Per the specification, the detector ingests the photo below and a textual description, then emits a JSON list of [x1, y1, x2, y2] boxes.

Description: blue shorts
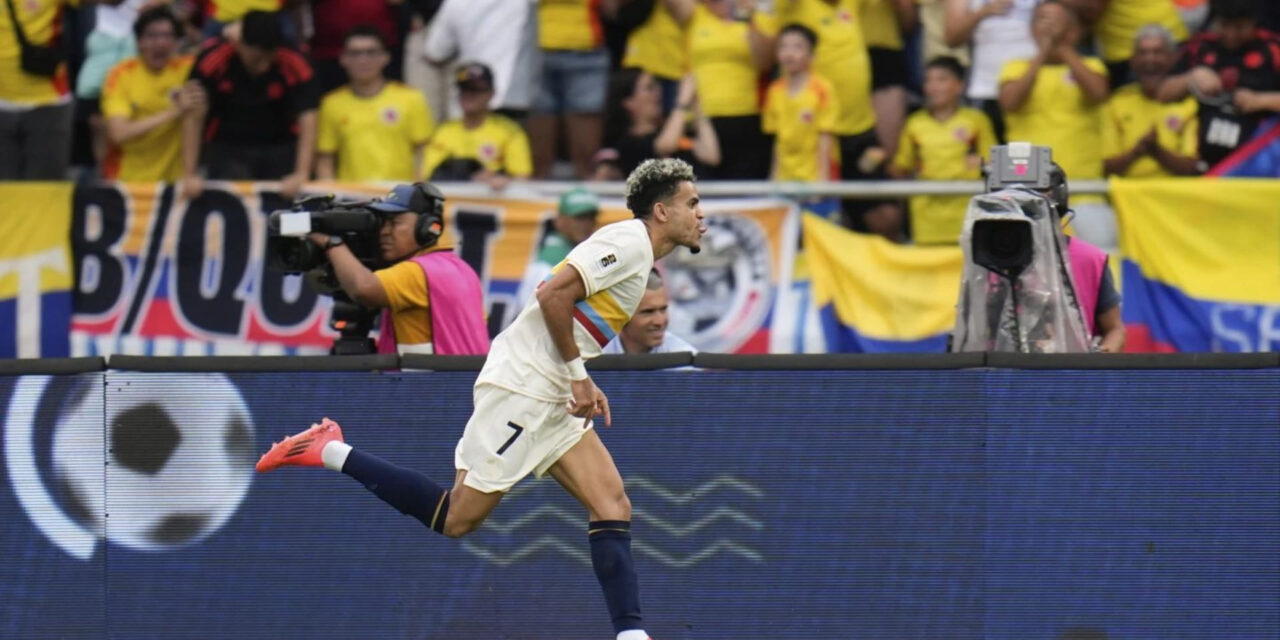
[[534, 48, 609, 115]]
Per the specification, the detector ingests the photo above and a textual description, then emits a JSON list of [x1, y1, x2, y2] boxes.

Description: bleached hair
[[624, 158, 695, 219]]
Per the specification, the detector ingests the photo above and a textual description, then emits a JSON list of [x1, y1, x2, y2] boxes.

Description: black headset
[[1046, 162, 1071, 220], [412, 182, 446, 248]]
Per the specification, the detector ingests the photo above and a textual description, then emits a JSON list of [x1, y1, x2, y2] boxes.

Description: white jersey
[[476, 219, 654, 402]]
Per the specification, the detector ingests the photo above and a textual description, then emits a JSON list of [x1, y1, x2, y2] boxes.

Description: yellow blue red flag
[[0, 183, 74, 357], [802, 214, 963, 352], [1112, 178, 1280, 352]]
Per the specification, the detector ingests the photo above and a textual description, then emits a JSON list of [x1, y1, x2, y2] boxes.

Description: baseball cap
[[455, 62, 495, 92], [371, 182, 443, 214], [558, 188, 599, 218]]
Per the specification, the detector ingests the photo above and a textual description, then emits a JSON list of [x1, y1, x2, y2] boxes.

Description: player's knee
[[441, 512, 484, 538], [591, 489, 631, 522]]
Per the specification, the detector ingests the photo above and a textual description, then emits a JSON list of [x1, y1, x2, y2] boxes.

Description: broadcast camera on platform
[[950, 143, 1094, 354], [266, 195, 387, 355]]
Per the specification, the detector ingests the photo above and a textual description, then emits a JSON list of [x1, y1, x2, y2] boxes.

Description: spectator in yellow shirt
[[315, 26, 434, 182], [100, 7, 201, 182], [763, 24, 838, 182], [774, 0, 879, 182], [859, 0, 916, 162], [1101, 24, 1199, 177], [0, 0, 74, 179], [1092, 0, 1187, 89], [666, 0, 777, 179], [998, 1, 1109, 189], [423, 62, 532, 189], [622, 1, 687, 111], [890, 56, 996, 245], [1001, 1, 1115, 249], [530, 0, 610, 178]]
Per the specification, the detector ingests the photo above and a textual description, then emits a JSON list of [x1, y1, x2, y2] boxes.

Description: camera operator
[[307, 182, 490, 355], [1044, 164, 1126, 352]]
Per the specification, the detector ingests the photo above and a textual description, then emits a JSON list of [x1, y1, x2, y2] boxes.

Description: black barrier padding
[[0, 357, 106, 375], [62, 353, 1280, 374], [106, 355, 399, 372], [588, 353, 694, 370], [399, 355, 488, 371], [987, 352, 1280, 369], [692, 352, 988, 370]]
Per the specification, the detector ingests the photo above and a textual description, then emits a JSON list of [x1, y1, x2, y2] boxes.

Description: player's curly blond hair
[[624, 158, 695, 219]]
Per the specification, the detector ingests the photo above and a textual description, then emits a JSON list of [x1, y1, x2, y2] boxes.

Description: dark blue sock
[[341, 448, 450, 535], [589, 520, 643, 634]]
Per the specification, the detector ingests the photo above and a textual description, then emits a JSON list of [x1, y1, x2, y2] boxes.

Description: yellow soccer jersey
[[892, 107, 997, 244], [538, 0, 603, 51], [423, 114, 533, 179], [317, 83, 434, 182], [688, 6, 777, 117], [1101, 85, 1198, 178], [774, 0, 875, 135], [859, 0, 902, 50], [0, 0, 75, 105], [207, 0, 283, 24], [763, 74, 839, 182], [999, 58, 1108, 198], [373, 247, 453, 354], [1097, 0, 1186, 62], [100, 55, 194, 181], [623, 2, 686, 81]]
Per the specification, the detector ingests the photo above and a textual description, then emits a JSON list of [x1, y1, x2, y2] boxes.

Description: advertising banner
[[0, 183, 74, 358], [64, 183, 799, 356], [1, 368, 1276, 638]]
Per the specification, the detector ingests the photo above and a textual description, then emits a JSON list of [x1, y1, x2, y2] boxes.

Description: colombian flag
[[0, 183, 74, 358], [803, 214, 963, 352], [1112, 178, 1280, 352]]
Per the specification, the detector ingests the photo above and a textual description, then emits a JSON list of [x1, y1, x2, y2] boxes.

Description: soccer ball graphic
[[52, 374, 256, 552]]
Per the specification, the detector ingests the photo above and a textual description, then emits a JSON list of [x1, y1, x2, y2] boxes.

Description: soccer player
[[763, 24, 839, 182], [257, 158, 707, 640], [314, 26, 434, 182]]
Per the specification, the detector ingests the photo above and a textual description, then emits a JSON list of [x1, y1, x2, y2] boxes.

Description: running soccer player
[[256, 158, 706, 640]]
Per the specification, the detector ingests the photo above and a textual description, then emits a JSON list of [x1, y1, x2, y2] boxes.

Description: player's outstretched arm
[[536, 264, 611, 426]]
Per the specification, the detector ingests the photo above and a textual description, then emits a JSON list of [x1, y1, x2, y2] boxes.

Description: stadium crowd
[[2, 0, 1278, 243]]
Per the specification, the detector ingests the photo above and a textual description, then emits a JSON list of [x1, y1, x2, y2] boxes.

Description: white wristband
[[566, 357, 588, 381]]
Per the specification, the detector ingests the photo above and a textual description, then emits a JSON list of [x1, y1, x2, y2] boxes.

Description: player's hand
[[279, 172, 306, 199], [181, 175, 204, 200], [307, 232, 331, 248], [1189, 66, 1223, 96], [568, 377, 610, 427]]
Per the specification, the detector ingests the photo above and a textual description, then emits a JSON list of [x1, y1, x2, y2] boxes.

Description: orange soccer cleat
[[255, 418, 344, 473]]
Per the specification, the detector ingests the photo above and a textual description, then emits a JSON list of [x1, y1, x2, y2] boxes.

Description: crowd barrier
[[1, 179, 1278, 359], [1, 356, 1276, 639]]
